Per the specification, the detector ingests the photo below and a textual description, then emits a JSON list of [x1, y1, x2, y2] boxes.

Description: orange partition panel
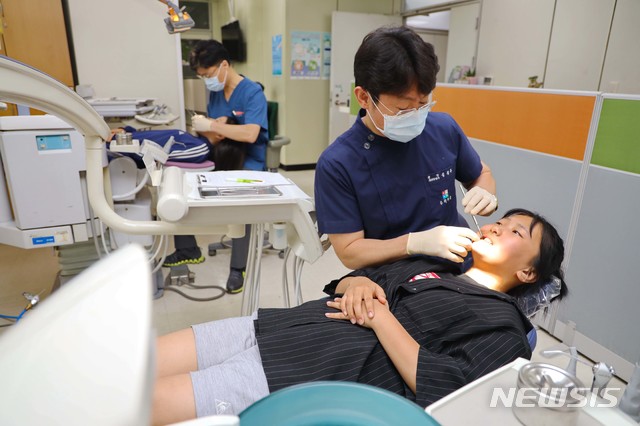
[[432, 86, 596, 160]]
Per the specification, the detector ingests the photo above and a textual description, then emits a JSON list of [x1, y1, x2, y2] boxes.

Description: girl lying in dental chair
[[108, 116, 246, 169], [152, 208, 568, 425]]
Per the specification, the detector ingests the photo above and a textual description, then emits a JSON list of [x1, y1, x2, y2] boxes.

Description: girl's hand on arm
[[325, 297, 389, 329], [333, 277, 387, 324], [325, 298, 418, 392]]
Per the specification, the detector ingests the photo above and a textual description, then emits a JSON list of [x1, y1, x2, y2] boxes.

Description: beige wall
[[280, 0, 334, 166], [230, 0, 286, 104], [255, 0, 286, 104], [475, 0, 640, 93], [67, 0, 185, 129], [416, 31, 448, 83], [219, 0, 401, 167], [445, 3, 480, 83], [476, 0, 555, 88]]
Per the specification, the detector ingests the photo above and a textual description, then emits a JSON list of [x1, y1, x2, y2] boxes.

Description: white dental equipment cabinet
[[0, 55, 323, 314], [0, 54, 318, 425], [77, 84, 179, 129], [0, 115, 107, 249]]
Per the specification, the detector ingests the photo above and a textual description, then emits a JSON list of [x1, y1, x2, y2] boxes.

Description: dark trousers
[[174, 224, 250, 270]]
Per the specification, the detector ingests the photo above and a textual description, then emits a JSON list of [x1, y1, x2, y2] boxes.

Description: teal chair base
[[239, 381, 440, 426]]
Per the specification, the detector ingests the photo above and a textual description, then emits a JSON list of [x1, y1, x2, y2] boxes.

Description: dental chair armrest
[[268, 135, 290, 148]]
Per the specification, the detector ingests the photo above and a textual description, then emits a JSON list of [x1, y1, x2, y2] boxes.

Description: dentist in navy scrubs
[[314, 26, 498, 323]]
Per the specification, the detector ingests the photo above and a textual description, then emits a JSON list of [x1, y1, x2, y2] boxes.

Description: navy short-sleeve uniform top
[[207, 77, 268, 171], [314, 110, 482, 239]]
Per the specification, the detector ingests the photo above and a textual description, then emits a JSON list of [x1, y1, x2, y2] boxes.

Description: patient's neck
[[464, 267, 512, 293]]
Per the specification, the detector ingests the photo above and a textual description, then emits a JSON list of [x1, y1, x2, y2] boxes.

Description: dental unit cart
[[160, 169, 320, 315], [0, 115, 107, 251], [0, 55, 323, 315]]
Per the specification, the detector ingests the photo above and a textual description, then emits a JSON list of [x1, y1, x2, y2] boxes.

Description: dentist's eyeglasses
[[392, 101, 437, 117], [371, 93, 437, 118], [196, 63, 224, 80], [196, 69, 216, 80]]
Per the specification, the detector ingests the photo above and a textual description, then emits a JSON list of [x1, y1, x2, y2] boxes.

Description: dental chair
[[0, 243, 439, 426], [169, 381, 441, 426], [0, 245, 154, 426], [518, 276, 564, 351], [238, 381, 439, 425], [265, 101, 290, 173]]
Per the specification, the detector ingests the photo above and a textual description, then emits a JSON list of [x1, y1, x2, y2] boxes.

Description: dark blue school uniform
[[315, 110, 482, 240]]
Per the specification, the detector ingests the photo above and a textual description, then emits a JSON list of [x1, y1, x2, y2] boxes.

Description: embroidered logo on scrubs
[[215, 399, 233, 414], [441, 189, 451, 205], [427, 167, 453, 183], [409, 272, 441, 282]]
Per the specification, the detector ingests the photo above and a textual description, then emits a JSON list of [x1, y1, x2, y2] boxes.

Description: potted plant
[[528, 75, 544, 88], [465, 68, 478, 85]]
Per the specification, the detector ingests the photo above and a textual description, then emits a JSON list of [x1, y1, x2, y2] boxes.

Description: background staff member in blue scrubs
[[314, 26, 498, 318], [163, 40, 268, 293]]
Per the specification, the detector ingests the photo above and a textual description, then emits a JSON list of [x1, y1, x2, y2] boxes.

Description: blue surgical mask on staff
[[203, 64, 227, 92], [368, 92, 435, 143]]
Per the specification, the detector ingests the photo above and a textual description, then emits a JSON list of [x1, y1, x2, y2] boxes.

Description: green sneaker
[[162, 249, 205, 267], [226, 268, 245, 293]]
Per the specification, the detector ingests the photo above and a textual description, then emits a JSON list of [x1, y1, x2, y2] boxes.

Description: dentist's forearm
[[210, 121, 260, 143], [466, 161, 496, 195]]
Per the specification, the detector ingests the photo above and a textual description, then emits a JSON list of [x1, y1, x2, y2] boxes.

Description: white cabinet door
[[544, 0, 615, 91], [600, 0, 640, 94], [476, 0, 555, 88]]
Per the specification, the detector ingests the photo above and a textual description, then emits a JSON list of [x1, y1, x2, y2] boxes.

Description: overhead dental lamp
[[158, 0, 195, 34]]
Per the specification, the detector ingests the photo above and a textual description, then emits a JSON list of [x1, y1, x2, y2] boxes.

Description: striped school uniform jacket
[[255, 258, 533, 407]]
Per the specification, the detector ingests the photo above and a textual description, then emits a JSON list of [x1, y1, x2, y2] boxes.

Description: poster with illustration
[[290, 31, 322, 79], [322, 32, 331, 79], [272, 34, 282, 76]]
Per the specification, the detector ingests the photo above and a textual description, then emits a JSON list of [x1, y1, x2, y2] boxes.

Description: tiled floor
[[0, 169, 626, 396], [150, 169, 347, 334], [151, 233, 349, 336]]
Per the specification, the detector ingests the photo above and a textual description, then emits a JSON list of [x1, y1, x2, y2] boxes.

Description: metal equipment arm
[[0, 55, 199, 235]]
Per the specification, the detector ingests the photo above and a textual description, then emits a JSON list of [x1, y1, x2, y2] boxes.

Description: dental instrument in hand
[[458, 183, 482, 234]]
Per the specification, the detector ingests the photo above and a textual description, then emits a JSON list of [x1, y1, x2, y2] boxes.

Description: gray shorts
[[190, 312, 270, 416]]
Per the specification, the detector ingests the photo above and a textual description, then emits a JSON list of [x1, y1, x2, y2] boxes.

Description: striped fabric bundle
[[110, 126, 210, 164]]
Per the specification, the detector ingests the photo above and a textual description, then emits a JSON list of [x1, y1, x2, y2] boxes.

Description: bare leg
[[156, 328, 198, 378], [152, 373, 196, 426], [152, 329, 198, 425]]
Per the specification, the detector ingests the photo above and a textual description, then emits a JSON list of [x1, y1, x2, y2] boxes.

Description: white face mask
[[368, 92, 435, 143], [203, 64, 227, 92]]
